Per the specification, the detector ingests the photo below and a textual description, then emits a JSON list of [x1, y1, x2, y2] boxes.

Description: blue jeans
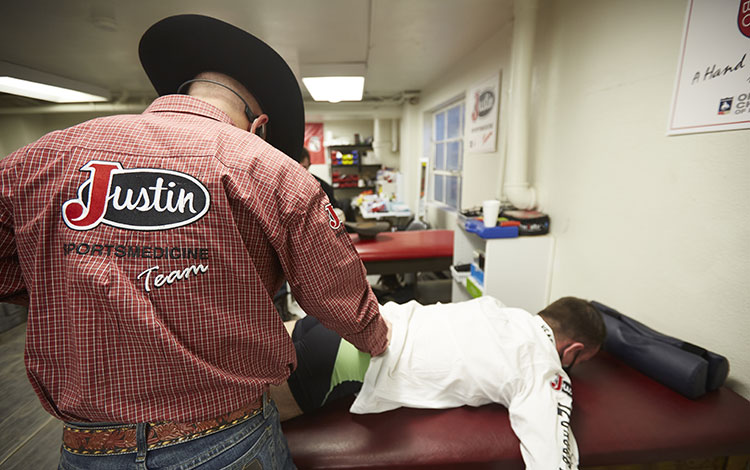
[[58, 396, 296, 470]]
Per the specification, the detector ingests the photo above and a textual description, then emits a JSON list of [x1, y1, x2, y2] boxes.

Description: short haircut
[[186, 71, 250, 116], [538, 297, 606, 352]]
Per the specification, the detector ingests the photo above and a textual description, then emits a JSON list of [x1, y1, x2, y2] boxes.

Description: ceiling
[[0, 0, 513, 114]]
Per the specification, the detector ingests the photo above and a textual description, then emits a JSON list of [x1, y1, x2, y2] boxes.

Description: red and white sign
[[465, 73, 500, 153], [304, 123, 325, 164], [668, 0, 750, 135]]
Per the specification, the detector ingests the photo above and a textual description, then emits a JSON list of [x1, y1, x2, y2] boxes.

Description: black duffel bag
[[591, 301, 729, 399]]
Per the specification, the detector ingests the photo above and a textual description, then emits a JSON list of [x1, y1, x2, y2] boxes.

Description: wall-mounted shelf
[[328, 144, 372, 150], [332, 163, 382, 168], [328, 145, 379, 197]]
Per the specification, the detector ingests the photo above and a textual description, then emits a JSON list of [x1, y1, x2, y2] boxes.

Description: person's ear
[[249, 113, 269, 138], [561, 342, 584, 367]]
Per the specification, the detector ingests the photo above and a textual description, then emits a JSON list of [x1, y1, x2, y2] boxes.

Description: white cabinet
[[452, 224, 555, 314]]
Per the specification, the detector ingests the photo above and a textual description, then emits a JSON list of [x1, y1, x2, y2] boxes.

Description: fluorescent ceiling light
[[301, 63, 366, 103], [0, 61, 110, 103], [302, 76, 365, 103], [0, 77, 108, 103]]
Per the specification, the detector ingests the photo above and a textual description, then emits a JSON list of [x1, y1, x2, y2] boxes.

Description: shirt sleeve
[[507, 364, 579, 470], [263, 158, 388, 356], [0, 151, 26, 301]]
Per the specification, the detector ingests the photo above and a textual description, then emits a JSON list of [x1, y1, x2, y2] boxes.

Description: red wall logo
[[740, 0, 750, 38], [62, 161, 211, 231]]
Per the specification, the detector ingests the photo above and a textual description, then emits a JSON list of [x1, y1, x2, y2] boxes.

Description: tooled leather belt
[[62, 396, 264, 455]]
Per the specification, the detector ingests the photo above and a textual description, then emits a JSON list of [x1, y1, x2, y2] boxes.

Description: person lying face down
[[270, 296, 606, 470]]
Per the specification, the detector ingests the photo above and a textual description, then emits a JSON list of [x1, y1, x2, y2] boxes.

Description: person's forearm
[[341, 309, 390, 356], [273, 172, 390, 355]]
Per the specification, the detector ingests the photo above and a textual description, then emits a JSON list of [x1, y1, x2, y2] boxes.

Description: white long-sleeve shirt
[[350, 296, 578, 470]]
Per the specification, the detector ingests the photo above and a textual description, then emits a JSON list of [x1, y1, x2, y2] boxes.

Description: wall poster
[[668, 0, 750, 135], [465, 72, 501, 152], [304, 123, 325, 164]]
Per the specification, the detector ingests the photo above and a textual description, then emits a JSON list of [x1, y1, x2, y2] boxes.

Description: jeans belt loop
[[135, 422, 148, 464], [262, 391, 271, 419]]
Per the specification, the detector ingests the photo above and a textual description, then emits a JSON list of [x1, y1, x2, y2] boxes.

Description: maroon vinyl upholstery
[[349, 229, 454, 276], [282, 351, 750, 469], [350, 230, 454, 262]]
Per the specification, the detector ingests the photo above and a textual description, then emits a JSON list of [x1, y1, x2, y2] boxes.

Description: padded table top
[[282, 351, 750, 469], [350, 229, 454, 262]]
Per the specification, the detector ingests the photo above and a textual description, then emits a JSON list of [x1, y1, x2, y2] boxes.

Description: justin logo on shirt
[[551, 374, 564, 391], [551, 374, 573, 397], [62, 160, 211, 231], [324, 203, 341, 229]]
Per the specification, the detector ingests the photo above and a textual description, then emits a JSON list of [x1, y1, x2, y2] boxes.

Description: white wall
[[321, 119, 374, 146], [532, 0, 750, 398], [372, 119, 401, 170], [403, 0, 750, 399], [401, 22, 514, 229]]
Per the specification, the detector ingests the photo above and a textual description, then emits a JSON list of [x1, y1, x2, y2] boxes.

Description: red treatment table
[[349, 229, 454, 275], [282, 351, 750, 469]]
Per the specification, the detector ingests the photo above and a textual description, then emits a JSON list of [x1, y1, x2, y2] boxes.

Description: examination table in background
[[349, 229, 454, 275], [282, 351, 750, 469]]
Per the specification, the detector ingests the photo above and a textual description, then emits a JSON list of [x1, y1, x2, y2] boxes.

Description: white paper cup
[[482, 200, 501, 228]]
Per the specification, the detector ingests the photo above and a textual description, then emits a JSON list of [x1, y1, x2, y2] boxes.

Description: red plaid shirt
[[0, 95, 388, 423]]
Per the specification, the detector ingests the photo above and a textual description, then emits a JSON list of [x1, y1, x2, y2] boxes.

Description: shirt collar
[[534, 316, 564, 366], [144, 95, 236, 126], [534, 315, 556, 346]]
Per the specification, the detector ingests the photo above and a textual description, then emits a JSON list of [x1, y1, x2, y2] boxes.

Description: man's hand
[[385, 318, 392, 347], [372, 318, 392, 357]]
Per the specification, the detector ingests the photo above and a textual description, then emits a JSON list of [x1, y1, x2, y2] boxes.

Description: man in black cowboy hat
[[0, 14, 390, 469]]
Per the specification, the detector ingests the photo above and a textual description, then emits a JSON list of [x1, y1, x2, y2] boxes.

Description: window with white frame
[[431, 101, 464, 210]]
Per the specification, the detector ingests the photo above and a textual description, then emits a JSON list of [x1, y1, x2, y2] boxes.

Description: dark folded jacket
[[591, 301, 729, 399]]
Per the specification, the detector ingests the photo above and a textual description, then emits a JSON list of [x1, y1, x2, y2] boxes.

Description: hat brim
[[139, 14, 304, 161]]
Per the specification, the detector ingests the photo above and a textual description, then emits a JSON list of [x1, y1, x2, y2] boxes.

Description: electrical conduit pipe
[[503, 0, 539, 210]]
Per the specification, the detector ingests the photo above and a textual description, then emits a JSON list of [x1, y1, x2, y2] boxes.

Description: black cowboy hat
[[139, 14, 304, 161]]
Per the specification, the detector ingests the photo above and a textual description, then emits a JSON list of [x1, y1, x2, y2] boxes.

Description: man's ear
[[561, 341, 585, 367], [250, 114, 269, 137]]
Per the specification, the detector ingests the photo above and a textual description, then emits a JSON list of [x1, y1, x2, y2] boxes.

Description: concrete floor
[[0, 322, 61, 470]]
